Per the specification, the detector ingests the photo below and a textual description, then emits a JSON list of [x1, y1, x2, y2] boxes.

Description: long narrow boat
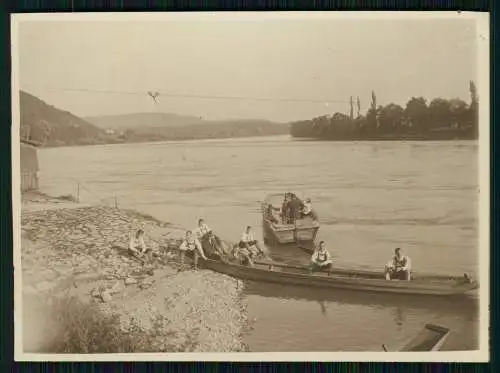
[[199, 258, 478, 297], [261, 193, 320, 245], [382, 323, 450, 351]]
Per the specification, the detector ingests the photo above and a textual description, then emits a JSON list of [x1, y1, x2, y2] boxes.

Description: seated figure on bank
[[129, 228, 153, 262]]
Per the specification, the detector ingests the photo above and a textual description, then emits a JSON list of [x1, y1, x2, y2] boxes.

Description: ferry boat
[[261, 193, 320, 246]]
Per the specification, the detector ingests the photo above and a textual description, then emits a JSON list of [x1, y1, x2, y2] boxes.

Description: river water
[[37, 135, 479, 351]]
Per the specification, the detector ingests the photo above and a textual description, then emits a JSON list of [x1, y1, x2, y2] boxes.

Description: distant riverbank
[[21, 192, 250, 353]]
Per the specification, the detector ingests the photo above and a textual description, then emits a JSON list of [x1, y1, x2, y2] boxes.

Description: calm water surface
[[37, 135, 479, 351]]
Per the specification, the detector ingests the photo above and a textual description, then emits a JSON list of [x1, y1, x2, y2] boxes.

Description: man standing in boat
[[281, 193, 291, 224], [309, 240, 333, 274], [288, 193, 303, 224], [384, 247, 412, 281]]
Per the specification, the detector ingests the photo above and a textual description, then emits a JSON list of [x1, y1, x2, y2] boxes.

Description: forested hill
[[20, 91, 108, 147], [290, 82, 479, 141]]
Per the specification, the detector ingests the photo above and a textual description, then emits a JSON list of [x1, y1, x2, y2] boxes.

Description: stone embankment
[[20, 194, 250, 353]]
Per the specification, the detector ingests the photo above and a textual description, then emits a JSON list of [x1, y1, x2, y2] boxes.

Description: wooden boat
[[382, 323, 450, 351], [261, 193, 320, 245], [199, 258, 478, 297]]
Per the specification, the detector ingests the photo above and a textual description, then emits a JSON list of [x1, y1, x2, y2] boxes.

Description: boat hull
[[200, 259, 477, 297], [263, 220, 319, 245]]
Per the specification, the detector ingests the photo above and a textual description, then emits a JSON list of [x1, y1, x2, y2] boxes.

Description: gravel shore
[[20, 193, 249, 353]]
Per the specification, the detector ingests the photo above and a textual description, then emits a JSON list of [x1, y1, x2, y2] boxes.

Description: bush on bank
[[28, 295, 174, 353]]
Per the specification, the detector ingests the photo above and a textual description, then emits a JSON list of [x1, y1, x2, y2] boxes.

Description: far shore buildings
[[20, 139, 40, 192]]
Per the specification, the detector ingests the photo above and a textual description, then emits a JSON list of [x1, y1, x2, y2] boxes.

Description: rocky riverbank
[[20, 195, 250, 353]]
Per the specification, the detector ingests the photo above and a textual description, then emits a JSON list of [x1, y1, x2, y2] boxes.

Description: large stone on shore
[[101, 291, 112, 303], [36, 281, 55, 293], [109, 280, 122, 294], [124, 277, 138, 285]]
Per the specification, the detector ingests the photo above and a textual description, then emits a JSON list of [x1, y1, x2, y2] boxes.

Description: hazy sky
[[17, 14, 478, 122]]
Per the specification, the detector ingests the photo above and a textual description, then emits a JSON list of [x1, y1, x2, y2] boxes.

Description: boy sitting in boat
[[302, 198, 313, 216], [384, 248, 412, 281], [239, 225, 266, 257], [301, 198, 318, 220], [309, 241, 333, 275], [179, 230, 208, 267], [231, 244, 254, 267], [196, 218, 224, 252]]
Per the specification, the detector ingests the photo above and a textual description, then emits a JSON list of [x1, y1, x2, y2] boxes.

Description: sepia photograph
[[12, 11, 489, 361]]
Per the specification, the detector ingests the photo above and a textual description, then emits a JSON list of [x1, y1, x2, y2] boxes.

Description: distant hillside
[[85, 112, 204, 131], [20, 91, 109, 147], [85, 113, 289, 141], [19, 92, 289, 147]]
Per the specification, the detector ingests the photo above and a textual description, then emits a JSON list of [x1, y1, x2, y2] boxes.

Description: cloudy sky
[[16, 13, 479, 122]]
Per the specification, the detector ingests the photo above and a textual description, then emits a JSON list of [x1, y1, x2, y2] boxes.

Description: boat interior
[[247, 259, 475, 286], [263, 193, 319, 229]]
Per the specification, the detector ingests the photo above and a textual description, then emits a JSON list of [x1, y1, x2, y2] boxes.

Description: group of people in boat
[[309, 244, 411, 280], [129, 210, 411, 281], [177, 219, 268, 267]]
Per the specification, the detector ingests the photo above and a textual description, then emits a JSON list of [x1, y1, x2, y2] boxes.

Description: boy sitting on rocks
[[128, 229, 153, 262]]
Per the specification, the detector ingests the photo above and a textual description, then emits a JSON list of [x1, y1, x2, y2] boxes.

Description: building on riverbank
[[20, 139, 41, 192]]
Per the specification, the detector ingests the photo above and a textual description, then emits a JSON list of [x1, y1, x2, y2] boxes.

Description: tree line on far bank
[[290, 81, 479, 140]]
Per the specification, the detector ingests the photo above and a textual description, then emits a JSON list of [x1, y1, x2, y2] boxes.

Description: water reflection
[[243, 281, 478, 351], [37, 137, 479, 351], [394, 307, 404, 330], [243, 281, 478, 316], [318, 300, 328, 316]]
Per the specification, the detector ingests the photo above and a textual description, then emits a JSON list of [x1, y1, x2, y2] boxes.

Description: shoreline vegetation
[[290, 82, 479, 141], [21, 191, 251, 353]]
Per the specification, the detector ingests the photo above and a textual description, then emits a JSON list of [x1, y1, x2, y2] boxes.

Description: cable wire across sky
[[43, 86, 353, 106]]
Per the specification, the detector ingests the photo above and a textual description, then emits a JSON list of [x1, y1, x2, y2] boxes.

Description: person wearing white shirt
[[195, 219, 213, 239], [384, 247, 412, 281], [302, 199, 312, 215], [310, 241, 333, 274], [238, 226, 265, 256], [179, 230, 207, 267], [129, 229, 147, 257], [195, 218, 224, 257]]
